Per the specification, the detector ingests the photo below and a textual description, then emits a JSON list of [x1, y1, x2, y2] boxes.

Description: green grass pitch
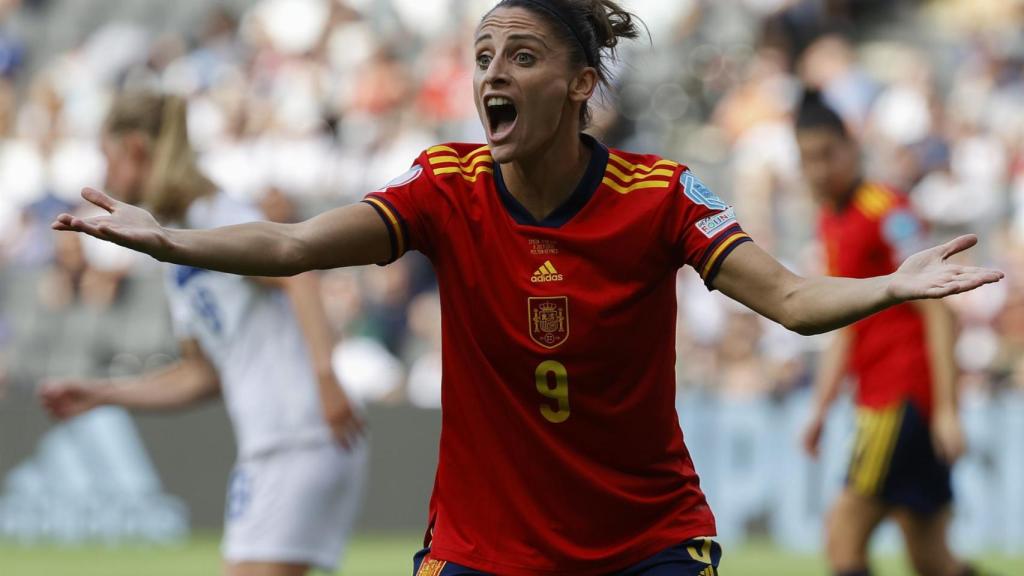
[[2, 534, 1022, 575]]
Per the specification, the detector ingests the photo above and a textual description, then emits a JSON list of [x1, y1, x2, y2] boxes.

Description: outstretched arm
[[712, 235, 1003, 336], [40, 340, 220, 419], [52, 188, 392, 276]]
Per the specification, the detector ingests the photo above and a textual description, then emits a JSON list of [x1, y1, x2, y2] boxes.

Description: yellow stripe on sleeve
[[604, 163, 675, 184], [432, 165, 494, 182], [699, 232, 751, 279], [854, 193, 884, 218], [427, 145, 490, 164], [428, 154, 493, 171], [364, 197, 406, 258], [607, 153, 678, 174], [602, 177, 672, 195]]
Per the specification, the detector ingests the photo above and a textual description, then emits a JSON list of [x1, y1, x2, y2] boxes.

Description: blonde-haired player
[[41, 91, 368, 576]]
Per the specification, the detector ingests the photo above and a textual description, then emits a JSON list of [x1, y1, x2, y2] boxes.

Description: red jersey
[[819, 182, 933, 416], [364, 135, 751, 575]]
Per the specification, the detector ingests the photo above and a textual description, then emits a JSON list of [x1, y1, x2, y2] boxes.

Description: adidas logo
[[531, 261, 563, 283]]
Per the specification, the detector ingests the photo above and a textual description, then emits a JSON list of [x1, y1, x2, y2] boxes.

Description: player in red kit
[[797, 91, 979, 576], [53, 1, 1003, 574]]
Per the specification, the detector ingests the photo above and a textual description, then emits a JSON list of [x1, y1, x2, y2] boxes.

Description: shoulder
[[852, 182, 908, 222], [418, 143, 494, 185], [603, 147, 684, 196]]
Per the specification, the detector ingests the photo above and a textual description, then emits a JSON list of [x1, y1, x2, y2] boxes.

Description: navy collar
[[493, 133, 609, 228]]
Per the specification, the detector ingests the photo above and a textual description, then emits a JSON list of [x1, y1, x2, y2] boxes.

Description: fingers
[[332, 410, 367, 451], [50, 213, 102, 236], [81, 187, 119, 213], [923, 268, 1006, 298], [51, 213, 76, 231], [940, 234, 978, 260], [801, 424, 821, 459], [932, 434, 964, 465]]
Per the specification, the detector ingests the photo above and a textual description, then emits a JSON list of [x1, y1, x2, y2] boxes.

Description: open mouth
[[485, 96, 518, 141]]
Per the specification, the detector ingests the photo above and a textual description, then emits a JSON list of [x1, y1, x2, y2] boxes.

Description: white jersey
[[164, 193, 332, 458]]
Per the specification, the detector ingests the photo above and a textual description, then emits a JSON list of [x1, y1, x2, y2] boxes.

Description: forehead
[[796, 127, 845, 148], [476, 6, 555, 42]]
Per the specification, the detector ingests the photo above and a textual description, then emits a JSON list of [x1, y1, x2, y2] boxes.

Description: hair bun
[[584, 0, 640, 50]]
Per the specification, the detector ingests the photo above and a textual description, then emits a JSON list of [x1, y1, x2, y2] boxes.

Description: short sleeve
[[880, 206, 927, 263], [668, 168, 753, 288], [183, 192, 266, 229], [362, 152, 440, 264], [164, 270, 197, 339]]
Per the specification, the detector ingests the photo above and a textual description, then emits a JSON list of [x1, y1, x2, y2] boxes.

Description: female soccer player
[[52, 2, 1002, 574], [797, 91, 976, 576], [41, 92, 367, 576]]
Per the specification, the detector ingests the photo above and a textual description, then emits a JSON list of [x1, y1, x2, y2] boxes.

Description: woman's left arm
[[711, 235, 1003, 336]]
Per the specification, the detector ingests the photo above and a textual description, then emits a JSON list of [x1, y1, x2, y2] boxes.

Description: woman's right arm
[[53, 188, 392, 276]]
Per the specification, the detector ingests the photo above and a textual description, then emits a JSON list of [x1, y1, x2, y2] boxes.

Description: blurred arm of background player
[[917, 299, 966, 464], [801, 328, 852, 458], [255, 273, 365, 449], [39, 339, 219, 417], [53, 188, 391, 276], [797, 302, 965, 462]]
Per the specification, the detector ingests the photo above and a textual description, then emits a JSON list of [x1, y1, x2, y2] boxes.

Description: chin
[[487, 141, 521, 164]]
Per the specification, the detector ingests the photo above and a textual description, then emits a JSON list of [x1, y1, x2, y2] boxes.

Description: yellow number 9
[[535, 360, 570, 423]]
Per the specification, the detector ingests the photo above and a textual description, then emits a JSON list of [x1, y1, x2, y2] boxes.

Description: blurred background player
[[797, 90, 976, 576], [40, 91, 368, 576]]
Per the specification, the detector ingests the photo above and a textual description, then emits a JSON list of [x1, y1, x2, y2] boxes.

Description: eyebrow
[[474, 32, 549, 48]]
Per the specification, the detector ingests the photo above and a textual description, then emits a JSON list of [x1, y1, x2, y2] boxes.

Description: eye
[[476, 53, 493, 70], [514, 52, 536, 66]]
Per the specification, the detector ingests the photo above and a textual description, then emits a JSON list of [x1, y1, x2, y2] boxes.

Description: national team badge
[[528, 296, 569, 349]]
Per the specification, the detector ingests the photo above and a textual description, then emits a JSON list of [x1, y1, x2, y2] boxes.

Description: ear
[[568, 67, 599, 105]]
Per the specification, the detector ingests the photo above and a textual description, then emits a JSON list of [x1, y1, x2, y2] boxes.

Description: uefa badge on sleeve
[[528, 296, 569, 349]]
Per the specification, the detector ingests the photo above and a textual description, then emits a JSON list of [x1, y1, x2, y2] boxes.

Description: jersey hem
[[428, 523, 718, 576]]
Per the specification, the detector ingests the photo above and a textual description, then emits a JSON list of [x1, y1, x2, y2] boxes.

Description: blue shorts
[[413, 538, 722, 575], [846, 401, 953, 515]]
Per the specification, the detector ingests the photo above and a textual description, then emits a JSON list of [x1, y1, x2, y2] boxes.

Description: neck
[[500, 125, 591, 222], [825, 177, 861, 212]]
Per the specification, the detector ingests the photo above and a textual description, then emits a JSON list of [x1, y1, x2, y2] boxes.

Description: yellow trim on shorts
[[850, 405, 904, 496]]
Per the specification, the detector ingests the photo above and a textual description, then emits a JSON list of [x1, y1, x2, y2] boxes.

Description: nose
[[482, 56, 510, 89]]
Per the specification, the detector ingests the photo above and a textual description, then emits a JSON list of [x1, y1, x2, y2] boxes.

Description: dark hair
[[487, 0, 642, 126], [795, 89, 849, 138]]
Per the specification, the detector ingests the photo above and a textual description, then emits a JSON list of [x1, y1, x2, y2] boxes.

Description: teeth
[[487, 96, 512, 107]]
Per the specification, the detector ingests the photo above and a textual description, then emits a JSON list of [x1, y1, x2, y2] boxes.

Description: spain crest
[[528, 296, 569, 349]]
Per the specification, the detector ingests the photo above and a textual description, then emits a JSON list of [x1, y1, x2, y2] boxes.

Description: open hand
[[802, 412, 826, 459], [889, 235, 1003, 301], [52, 188, 170, 259], [931, 407, 967, 464], [318, 374, 366, 450], [39, 380, 107, 420]]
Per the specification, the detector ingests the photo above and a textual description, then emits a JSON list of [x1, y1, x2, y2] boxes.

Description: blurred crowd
[[1, 0, 1023, 410]]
